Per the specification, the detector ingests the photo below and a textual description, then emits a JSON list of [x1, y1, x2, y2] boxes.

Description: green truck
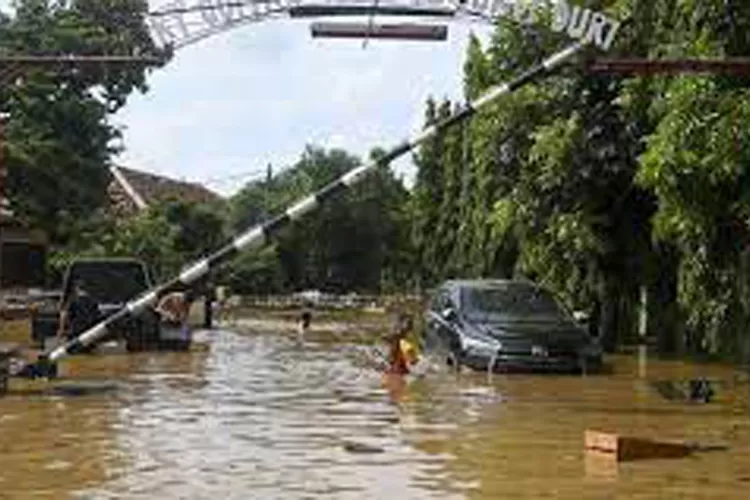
[[30, 257, 191, 353]]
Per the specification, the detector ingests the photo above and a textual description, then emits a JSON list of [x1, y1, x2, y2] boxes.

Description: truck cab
[[31, 258, 165, 352]]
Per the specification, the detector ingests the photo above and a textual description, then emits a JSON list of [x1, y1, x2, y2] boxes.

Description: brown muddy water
[[2, 316, 750, 499]]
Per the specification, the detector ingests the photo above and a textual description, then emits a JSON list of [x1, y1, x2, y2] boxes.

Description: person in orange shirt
[[385, 313, 420, 374], [382, 313, 420, 403]]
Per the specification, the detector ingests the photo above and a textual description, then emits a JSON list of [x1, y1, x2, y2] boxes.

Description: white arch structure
[[147, 0, 621, 52]]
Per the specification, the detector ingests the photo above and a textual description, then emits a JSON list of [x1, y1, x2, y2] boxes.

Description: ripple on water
[[5, 323, 750, 499]]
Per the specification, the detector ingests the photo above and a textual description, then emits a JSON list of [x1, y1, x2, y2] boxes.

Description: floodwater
[[2, 315, 750, 499]]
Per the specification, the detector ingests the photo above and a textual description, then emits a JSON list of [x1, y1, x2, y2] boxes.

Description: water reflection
[[398, 356, 750, 499], [88, 327, 458, 499], [0, 329, 211, 499], [0, 370, 124, 498], [1, 319, 750, 498]]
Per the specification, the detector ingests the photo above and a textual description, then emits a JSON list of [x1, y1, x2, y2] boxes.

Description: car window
[[429, 290, 442, 311], [461, 283, 565, 319], [430, 288, 450, 312], [64, 262, 150, 304]]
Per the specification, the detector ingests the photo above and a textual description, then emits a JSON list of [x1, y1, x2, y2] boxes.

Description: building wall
[[0, 225, 47, 289]]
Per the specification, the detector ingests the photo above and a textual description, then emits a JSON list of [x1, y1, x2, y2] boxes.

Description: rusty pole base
[[0, 342, 21, 396], [0, 343, 58, 390]]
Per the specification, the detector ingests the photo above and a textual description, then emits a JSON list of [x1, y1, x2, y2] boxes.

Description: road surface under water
[[1, 316, 750, 499]]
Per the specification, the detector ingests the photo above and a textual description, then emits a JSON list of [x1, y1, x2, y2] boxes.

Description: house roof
[[110, 165, 221, 210]]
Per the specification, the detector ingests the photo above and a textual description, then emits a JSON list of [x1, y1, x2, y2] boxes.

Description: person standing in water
[[297, 301, 313, 338], [56, 280, 102, 352], [298, 311, 312, 332], [381, 312, 420, 403], [386, 313, 420, 374], [155, 288, 194, 349]]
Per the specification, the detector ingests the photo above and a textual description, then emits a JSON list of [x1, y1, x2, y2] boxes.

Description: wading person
[[56, 280, 102, 353], [298, 310, 312, 336], [385, 313, 420, 375], [155, 288, 194, 350], [382, 313, 420, 403], [296, 300, 313, 339]]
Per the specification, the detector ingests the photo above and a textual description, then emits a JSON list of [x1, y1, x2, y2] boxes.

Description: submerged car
[[424, 279, 603, 373]]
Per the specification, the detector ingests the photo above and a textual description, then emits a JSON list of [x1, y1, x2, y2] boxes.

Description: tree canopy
[[0, 0, 168, 243], [224, 146, 412, 295], [407, 0, 750, 359]]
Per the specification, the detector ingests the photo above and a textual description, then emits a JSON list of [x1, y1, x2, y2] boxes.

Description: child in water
[[297, 308, 312, 338], [382, 312, 420, 404], [385, 313, 420, 375]]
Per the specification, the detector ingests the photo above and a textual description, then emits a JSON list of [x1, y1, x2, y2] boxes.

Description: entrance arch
[[147, 1, 621, 52]]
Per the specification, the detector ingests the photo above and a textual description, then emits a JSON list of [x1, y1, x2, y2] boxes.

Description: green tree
[[0, 0, 169, 243], [227, 146, 412, 294], [410, 98, 450, 287], [622, 0, 750, 359]]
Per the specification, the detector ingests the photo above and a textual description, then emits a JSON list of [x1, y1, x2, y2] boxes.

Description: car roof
[[440, 278, 537, 289]]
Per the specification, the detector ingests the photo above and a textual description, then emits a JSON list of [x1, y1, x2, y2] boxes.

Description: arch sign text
[[148, 0, 621, 52]]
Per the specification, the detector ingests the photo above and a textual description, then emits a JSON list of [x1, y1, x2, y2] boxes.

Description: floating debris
[[341, 440, 385, 454], [650, 378, 716, 403], [585, 429, 692, 461], [585, 429, 728, 462], [7, 378, 120, 397]]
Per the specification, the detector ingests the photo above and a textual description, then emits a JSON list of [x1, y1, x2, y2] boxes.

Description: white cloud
[[114, 11, 493, 196], [0, 0, 493, 196]]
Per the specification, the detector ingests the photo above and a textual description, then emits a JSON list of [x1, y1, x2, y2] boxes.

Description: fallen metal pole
[[15, 40, 586, 378]]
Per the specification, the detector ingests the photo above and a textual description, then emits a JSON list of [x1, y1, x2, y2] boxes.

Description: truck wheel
[[125, 328, 147, 352]]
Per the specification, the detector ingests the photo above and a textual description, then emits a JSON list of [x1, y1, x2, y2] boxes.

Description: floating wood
[[584, 452, 619, 480], [584, 429, 693, 462], [341, 440, 385, 454]]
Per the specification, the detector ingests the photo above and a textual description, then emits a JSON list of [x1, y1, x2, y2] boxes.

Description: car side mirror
[[573, 310, 589, 325], [441, 307, 457, 322]]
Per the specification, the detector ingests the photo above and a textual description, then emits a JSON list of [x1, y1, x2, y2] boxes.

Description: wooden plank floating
[[584, 429, 693, 462], [584, 452, 619, 480], [310, 22, 448, 41]]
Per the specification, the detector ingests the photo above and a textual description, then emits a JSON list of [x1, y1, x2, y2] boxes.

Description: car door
[[425, 288, 459, 354], [424, 288, 446, 350]]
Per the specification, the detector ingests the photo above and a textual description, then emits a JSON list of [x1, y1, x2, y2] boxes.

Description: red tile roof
[[109, 165, 221, 215]]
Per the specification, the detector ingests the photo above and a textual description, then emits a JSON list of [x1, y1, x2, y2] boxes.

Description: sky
[[3, 0, 494, 196]]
